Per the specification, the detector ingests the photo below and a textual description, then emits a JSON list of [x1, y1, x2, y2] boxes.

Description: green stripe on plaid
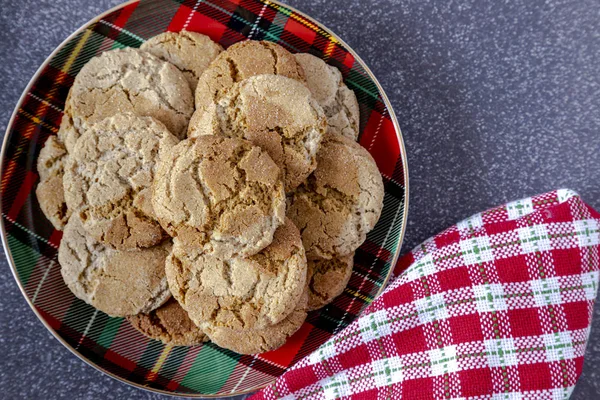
[[180, 345, 240, 393], [8, 235, 41, 285], [96, 317, 125, 349]]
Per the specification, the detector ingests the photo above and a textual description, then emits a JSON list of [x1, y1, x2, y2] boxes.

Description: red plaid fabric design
[[251, 189, 600, 399]]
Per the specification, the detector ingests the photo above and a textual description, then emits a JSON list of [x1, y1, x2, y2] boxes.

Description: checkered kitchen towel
[[251, 189, 600, 399]]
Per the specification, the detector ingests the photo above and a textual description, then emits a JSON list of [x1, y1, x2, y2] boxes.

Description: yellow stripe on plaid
[[267, 1, 340, 42], [146, 344, 174, 382], [62, 28, 93, 75], [45, 28, 94, 102], [345, 288, 372, 303], [0, 110, 41, 192], [17, 110, 59, 134]]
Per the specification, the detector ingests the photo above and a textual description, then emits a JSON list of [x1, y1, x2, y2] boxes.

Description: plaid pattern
[[251, 190, 600, 399], [1, 0, 407, 396]]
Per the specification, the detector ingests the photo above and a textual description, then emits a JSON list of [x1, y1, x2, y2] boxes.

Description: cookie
[[294, 53, 360, 140], [64, 113, 178, 250], [193, 40, 304, 116], [141, 31, 223, 92], [307, 253, 354, 311], [36, 136, 71, 229], [288, 133, 384, 259], [152, 136, 285, 257], [189, 75, 327, 192], [68, 48, 193, 148], [56, 88, 79, 153], [166, 218, 307, 330], [58, 214, 171, 317], [127, 298, 208, 346], [204, 290, 308, 354]]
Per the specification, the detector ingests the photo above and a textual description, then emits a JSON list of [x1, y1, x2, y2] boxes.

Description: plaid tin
[[0, 0, 407, 396], [250, 190, 600, 400]]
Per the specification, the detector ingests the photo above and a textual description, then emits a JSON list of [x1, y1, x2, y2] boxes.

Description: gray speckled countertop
[[1, 0, 599, 399]]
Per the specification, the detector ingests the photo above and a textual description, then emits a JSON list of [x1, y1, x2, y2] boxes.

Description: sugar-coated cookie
[[153, 136, 285, 257], [56, 89, 79, 153], [189, 75, 326, 192], [193, 40, 304, 116], [307, 253, 354, 310], [67, 48, 192, 150], [166, 218, 307, 331], [288, 133, 384, 259], [294, 53, 360, 140], [36, 136, 70, 229], [64, 113, 178, 250], [204, 290, 308, 354], [58, 215, 171, 317], [141, 31, 223, 91], [127, 297, 208, 346]]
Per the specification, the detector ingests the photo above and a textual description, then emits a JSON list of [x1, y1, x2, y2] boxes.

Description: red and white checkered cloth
[[251, 189, 600, 399]]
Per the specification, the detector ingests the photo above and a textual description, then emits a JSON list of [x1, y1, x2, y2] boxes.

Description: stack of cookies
[[36, 31, 384, 354]]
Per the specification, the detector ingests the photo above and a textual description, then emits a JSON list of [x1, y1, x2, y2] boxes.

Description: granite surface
[[1, 0, 599, 398]]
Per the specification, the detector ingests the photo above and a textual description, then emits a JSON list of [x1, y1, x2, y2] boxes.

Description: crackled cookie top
[[36, 135, 71, 230], [58, 215, 171, 317], [193, 40, 304, 116], [141, 31, 223, 92], [189, 75, 326, 192], [56, 89, 79, 153], [307, 253, 354, 311], [68, 48, 193, 142], [153, 136, 285, 257], [127, 297, 208, 346], [166, 218, 307, 331], [64, 113, 178, 250], [288, 133, 384, 260], [294, 53, 360, 140], [204, 290, 308, 354]]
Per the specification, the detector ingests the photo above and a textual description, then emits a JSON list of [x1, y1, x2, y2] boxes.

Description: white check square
[[484, 338, 518, 367], [543, 332, 575, 362], [518, 224, 552, 253], [429, 345, 458, 376], [309, 342, 338, 365], [507, 198, 534, 220], [457, 213, 484, 232], [358, 310, 392, 341], [574, 219, 600, 247], [371, 357, 403, 388], [531, 277, 561, 307], [460, 236, 494, 265], [322, 371, 352, 400], [557, 189, 578, 203], [406, 253, 436, 281], [582, 271, 599, 300], [414, 293, 449, 324], [473, 284, 508, 312]]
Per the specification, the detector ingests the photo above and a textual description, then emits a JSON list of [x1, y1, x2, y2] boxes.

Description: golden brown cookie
[[63, 113, 178, 250], [141, 31, 223, 92], [193, 40, 304, 116], [294, 53, 360, 140], [307, 253, 354, 311], [204, 290, 308, 354], [36, 136, 70, 229], [127, 298, 208, 346], [67, 48, 193, 149], [58, 214, 171, 317], [288, 133, 384, 260], [152, 136, 286, 257], [56, 88, 79, 153], [166, 218, 307, 331], [189, 74, 326, 192]]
